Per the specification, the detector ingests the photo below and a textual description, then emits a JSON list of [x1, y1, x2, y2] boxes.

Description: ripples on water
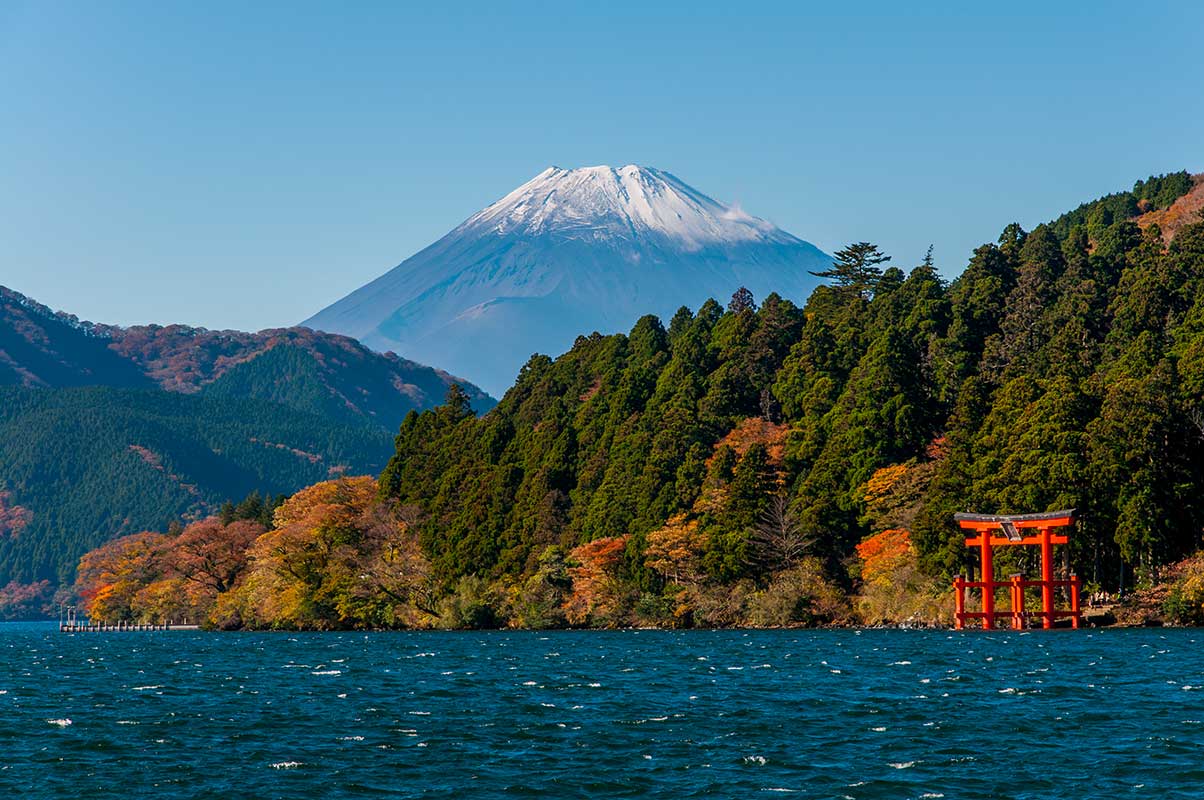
[[1, 624, 1202, 798]]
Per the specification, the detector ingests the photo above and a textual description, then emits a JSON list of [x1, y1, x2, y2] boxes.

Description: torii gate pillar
[[952, 510, 1081, 631]]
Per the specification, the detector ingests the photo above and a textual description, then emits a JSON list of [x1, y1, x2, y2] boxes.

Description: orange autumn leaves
[[76, 531, 206, 624], [852, 459, 952, 626], [218, 478, 433, 629], [75, 476, 434, 629], [853, 526, 950, 626], [708, 418, 789, 471], [864, 464, 909, 506], [644, 515, 707, 586], [562, 535, 630, 626], [855, 528, 913, 586], [858, 455, 938, 577]]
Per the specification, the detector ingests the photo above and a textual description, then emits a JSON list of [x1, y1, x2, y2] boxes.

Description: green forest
[[0, 386, 393, 591], [72, 171, 1204, 629], [0, 285, 495, 616], [383, 172, 1204, 585]]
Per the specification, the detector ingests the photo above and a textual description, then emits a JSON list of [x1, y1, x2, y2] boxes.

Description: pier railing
[[59, 621, 200, 632]]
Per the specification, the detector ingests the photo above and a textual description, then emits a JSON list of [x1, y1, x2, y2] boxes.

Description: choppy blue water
[[2, 624, 1203, 798]]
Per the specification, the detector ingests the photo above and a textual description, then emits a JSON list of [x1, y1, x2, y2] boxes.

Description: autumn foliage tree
[[73, 479, 433, 630], [563, 535, 631, 627], [645, 514, 707, 586], [854, 528, 949, 626], [0, 580, 54, 620], [75, 532, 171, 623], [171, 518, 264, 595], [216, 476, 433, 629]]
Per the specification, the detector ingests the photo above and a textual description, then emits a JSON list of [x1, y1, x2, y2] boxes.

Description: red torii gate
[[952, 510, 1082, 630]]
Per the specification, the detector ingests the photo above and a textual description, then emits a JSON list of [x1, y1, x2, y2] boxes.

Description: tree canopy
[[68, 170, 1204, 628]]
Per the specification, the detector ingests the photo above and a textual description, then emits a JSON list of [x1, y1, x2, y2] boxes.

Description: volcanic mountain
[[302, 165, 831, 395]]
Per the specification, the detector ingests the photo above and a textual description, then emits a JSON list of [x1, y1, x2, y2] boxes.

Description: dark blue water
[[2, 624, 1203, 798]]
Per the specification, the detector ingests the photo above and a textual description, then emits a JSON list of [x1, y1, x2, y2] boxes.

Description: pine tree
[[987, 225, 1065, 380], [728, 287, 757, 314], [809, 242, 891, 299], [441, 384, 476, 422]]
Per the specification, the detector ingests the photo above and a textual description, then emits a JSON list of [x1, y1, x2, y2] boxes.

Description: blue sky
[[2, 1, 1202, 330]]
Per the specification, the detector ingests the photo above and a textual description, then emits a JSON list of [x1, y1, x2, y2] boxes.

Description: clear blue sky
[[2, 1, 1201, 330]]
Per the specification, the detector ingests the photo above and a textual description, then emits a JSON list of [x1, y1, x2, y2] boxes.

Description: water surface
[[2, 623, 1202, 798]]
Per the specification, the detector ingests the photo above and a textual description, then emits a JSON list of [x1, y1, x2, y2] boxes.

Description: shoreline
[[6, 599, 1182, 632]]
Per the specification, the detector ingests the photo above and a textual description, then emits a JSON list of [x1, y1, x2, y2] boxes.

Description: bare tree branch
[[747, 496, 814, 571]]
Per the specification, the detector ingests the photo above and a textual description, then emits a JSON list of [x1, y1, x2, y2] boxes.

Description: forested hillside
[[0, 387, 393, 591], [103, 324, 495, 427], [0, 287, 494, 617], [0, 288, 495, 429], [0, 288, 152, 388], [383, 172, 1204, 586], [74, 171, 1204, 629]]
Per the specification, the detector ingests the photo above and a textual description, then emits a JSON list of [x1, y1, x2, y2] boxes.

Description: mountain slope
[[0, 287, 152, 388], [0, 287, 492, 607], [0, 286, 495, 427], [105, 325, 496, 429], [302, 165, 831, 394], [0, 385, 394, 588]]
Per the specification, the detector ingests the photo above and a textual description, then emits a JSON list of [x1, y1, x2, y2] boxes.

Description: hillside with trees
[[0, 287, 153, 389], [72, 171, 1204, 629], [0, 386, 394, 593], [102, 323, 495, 428], [0, 288, 495, 428], [0, 287, 495, 618]]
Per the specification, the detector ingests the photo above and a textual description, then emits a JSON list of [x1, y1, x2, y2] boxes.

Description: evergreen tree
[[932, 241, 1014, 402], [1088, 338, 1200, 574], [809, 242, 891, 299], [704, 443, 777, 580], [728, 287, 757, 314], [987, 225, 1065, 380]]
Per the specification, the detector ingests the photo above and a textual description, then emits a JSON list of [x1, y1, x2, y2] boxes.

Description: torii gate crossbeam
[[952, 510, 1082, 630]]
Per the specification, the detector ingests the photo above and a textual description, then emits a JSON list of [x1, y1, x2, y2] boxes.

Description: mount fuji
[[302, 165, 831, 395]]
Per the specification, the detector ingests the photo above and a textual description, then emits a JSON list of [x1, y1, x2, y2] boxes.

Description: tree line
[[71, 171, 1204, 628]]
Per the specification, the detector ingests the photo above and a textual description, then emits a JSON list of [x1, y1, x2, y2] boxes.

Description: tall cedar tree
[[810, 242, 892, 299]]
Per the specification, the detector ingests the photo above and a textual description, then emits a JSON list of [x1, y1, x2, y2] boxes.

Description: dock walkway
[[60, 623, 200, 632]]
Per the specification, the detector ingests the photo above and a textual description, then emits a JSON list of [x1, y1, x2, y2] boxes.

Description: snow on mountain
[[465, 165, 789, 247], [302, 165, 831, 396]]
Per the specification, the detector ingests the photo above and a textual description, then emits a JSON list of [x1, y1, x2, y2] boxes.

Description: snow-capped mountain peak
[[303, 165, 830, 395], [460, 165, 791, 250]]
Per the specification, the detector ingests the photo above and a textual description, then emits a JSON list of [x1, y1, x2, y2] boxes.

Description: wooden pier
[[60, 622, 200, 632], [58, 607, 199, 632]]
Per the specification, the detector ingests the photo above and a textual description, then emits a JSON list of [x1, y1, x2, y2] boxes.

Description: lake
[[1, 623, 1202, 798]]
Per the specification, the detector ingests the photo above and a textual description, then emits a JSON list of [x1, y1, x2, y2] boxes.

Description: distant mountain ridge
[[302, 165, 832, 394], [0, 286, 493, 603], [0, 286, 494, 429], [100, 324, 495, 430], [0, 286, 153, 389]]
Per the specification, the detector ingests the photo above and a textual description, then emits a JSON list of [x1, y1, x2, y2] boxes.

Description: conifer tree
[[809, 242, 891, 299], [987, 225, 1065, 380], [728, 287, 757, 314]]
